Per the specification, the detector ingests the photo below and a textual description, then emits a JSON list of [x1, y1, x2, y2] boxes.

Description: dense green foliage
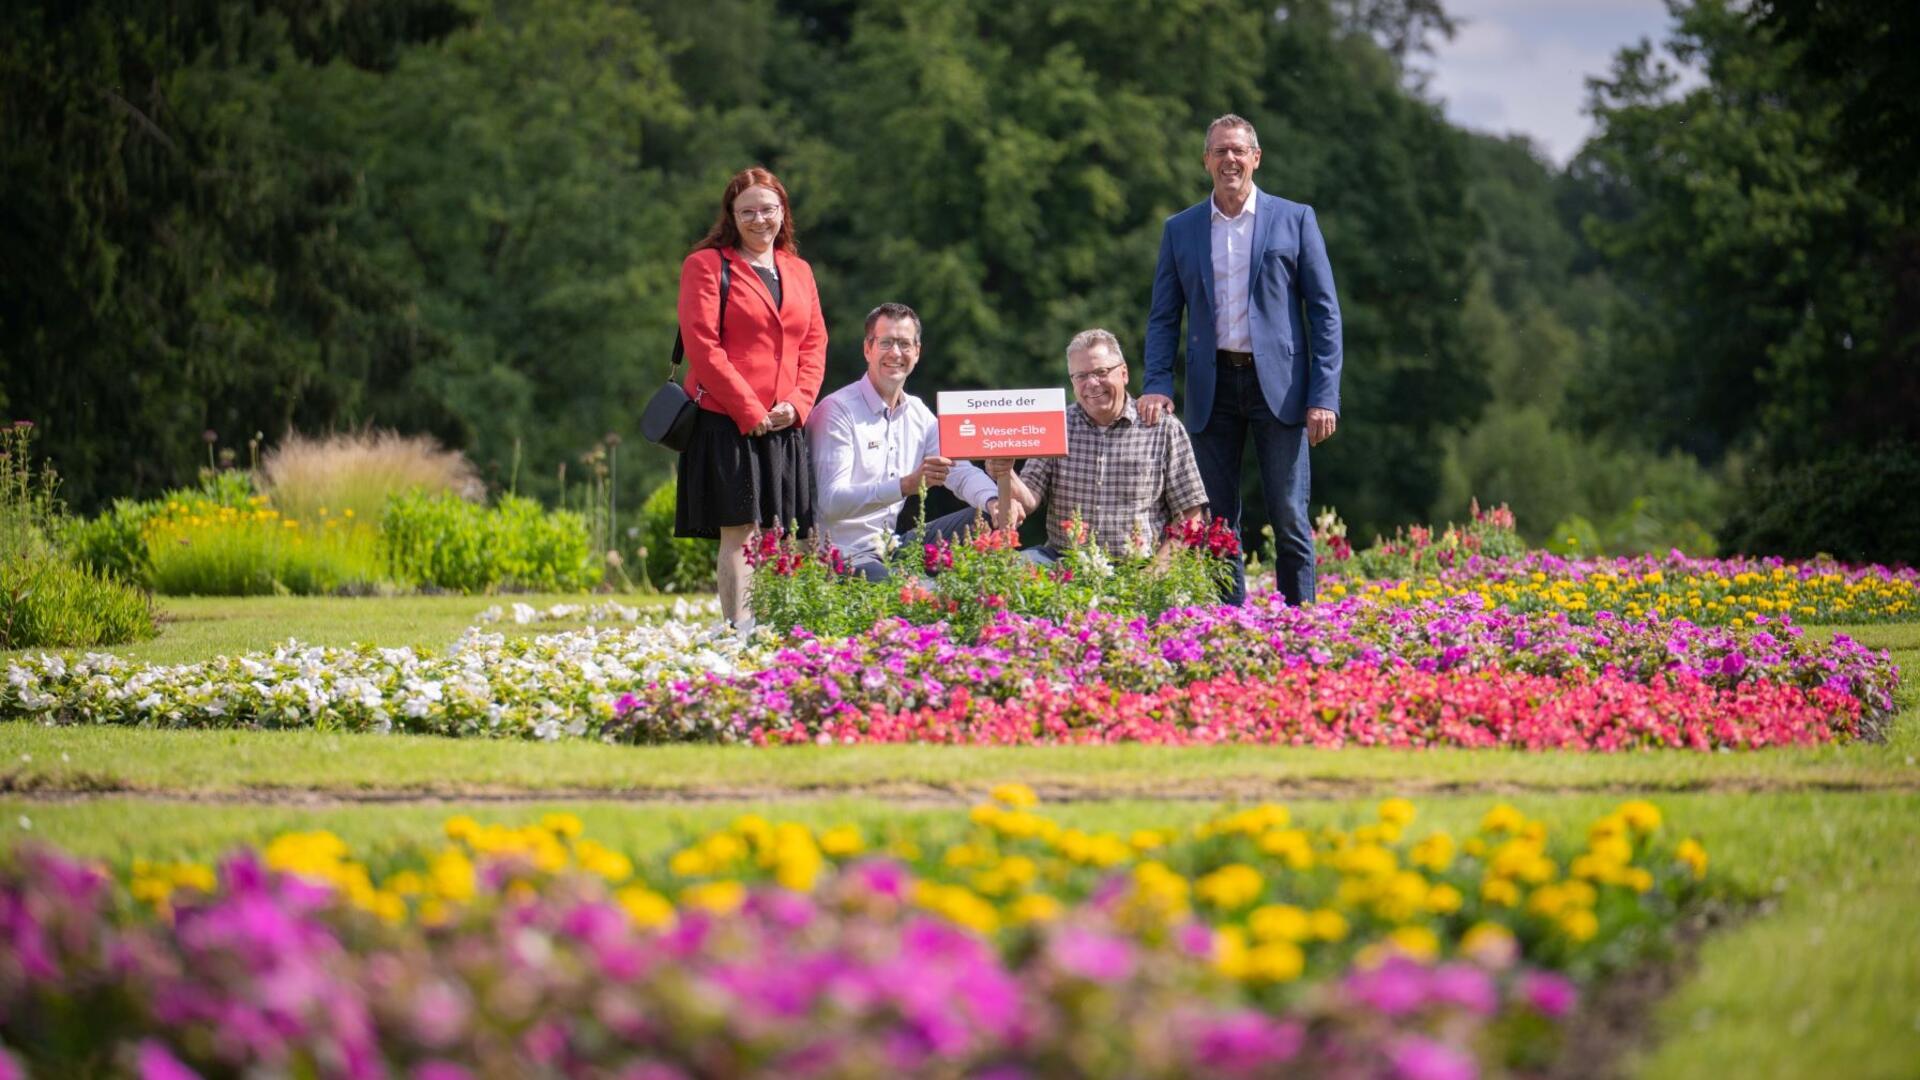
[[639, 482, 717, 595], [2, 0, 1913, 558], [0, 426, 155, 648], [381, 492, 598, 594]]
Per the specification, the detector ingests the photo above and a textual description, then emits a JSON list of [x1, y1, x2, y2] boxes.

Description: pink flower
[[1388, 1036, 1477, 1080], [1048, 926, 1135, 983], [136, 1041, 200, 1080], [1519, 971, 1579, 1018]]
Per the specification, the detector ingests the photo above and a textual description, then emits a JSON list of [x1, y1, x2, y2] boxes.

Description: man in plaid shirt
[[987, 328, 1209, 558]]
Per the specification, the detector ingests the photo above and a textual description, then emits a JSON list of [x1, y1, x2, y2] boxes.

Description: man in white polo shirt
[[806, 302, 1015, 580]]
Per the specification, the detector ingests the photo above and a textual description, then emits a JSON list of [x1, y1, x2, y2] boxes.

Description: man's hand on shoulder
[[1139, 393, 1175, 427], [1307, 407, 1337, 446]]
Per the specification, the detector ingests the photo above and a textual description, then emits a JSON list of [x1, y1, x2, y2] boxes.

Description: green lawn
[[3, 595, 1918, 1079], [0, 592, 693, 666]]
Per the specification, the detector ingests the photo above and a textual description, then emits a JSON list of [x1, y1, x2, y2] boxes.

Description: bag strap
[[670, 253, 733, 371]]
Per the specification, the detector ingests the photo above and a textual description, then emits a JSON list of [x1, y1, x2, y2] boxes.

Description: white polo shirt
[[806, 376, 998, 558]]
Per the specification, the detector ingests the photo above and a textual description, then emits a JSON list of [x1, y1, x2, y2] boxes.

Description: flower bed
[[609, 597, 1897, 744], [0, 791, 1713, 1077], [1323, 550, 1919, 626], [644, 666, 1861, 750], [3, 621, 770, 740], [4, 596, 1896, 746]]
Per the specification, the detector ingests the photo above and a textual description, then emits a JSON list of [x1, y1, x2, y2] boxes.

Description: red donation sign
[[936, 389, 1069, 459]]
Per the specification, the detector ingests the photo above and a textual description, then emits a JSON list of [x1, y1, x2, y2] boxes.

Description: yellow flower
[[1246, 940, 1306, 983], [1425, 883, 1463, 915], [444, 816, 481, 842], [1675, 838, 1709, 880], [1007, 893, 1063, 924], [1213, 926, 1251, 979], [539, 812, 584, 838], [1377, 798, 1417, 827], [429, 848, 476, 903], [1248, 903, 1312, 943], [1256, 828, 1315, 870], [1460, 921, 1518, 965], [668, 848, 711, 878], [818, 825, 865, 857], [1387, 925, 1440, 961], [990, 782, 1039, 808], [681, 880, 746, 915], [1309, 908, 1350, 942], [574, 840, 633, 883], [1409, 832, 1456, 872], [1480, 804, 1526, 835], [1481, 878, 1521, 907], [1617, 801, 1662, 835], [1195, 864, 1265, 911], [1559, 909, 1599, 942], [616, 885, 676, 929]]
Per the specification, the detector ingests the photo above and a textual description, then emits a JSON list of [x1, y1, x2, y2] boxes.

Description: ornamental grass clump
[[0, 792, 1717, 1077], [258, 428, 483, 525], [0, 422, 155, 648]]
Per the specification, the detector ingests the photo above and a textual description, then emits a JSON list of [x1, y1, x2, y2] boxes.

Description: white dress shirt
[[1210, 193, 1257, 353], [806, 376, 999, 558]]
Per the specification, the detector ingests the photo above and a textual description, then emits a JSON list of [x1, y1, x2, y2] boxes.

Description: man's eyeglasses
[[869, 338, 920, 354], [736, 207, 783, 221], [1068, 363, 1124, 385]]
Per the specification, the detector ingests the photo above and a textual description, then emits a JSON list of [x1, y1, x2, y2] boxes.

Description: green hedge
[[381, 492, 598, 593]]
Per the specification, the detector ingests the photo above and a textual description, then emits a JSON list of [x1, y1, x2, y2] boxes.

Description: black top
[[752, 265, 782, 309]]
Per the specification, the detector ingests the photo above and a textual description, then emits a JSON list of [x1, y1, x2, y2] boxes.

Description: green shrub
[[65, 470, 261, 583], [0, 555, 156, 649], [381, 492, 597, 593], [639, 482, 716, 594], [0, 422, 156, 648], [747, 517, 1234, 640], [1721, 441, 1920, 565]]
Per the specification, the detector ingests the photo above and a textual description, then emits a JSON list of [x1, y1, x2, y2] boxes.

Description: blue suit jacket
[[1144, 189, 1343, 431]]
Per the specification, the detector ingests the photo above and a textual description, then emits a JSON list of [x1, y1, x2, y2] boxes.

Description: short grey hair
[[1066, 328, 1124, 365], [1205, 113, 1260, 151]]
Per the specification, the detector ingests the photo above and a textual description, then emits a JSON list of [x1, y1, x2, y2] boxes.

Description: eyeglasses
[[869, 337, 920, 354], [735, 206, 783, 222], [1068, 363, 1124, 385]]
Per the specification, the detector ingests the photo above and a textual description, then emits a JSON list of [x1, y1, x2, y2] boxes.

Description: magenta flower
[[1389, 1036, 1477, 1080], [1048, 925, 1136, 983], [1520, 971, 1579, 1018], [136, 1040, 200, 1080]]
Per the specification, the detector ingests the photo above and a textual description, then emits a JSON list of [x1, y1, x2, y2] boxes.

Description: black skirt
[[674, 406, 815, 539]]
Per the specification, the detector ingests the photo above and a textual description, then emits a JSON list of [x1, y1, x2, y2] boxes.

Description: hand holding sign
[[941, 389, 1068, 532]]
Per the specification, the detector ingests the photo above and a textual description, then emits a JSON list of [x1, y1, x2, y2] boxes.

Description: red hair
[[690, 167, 799, 256]]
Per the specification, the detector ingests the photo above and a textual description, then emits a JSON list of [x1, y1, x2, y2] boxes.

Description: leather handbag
[[640, 258, 732, 451]]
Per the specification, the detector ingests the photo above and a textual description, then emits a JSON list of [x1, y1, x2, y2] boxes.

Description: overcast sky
[[1420, 0, 1688, 165]]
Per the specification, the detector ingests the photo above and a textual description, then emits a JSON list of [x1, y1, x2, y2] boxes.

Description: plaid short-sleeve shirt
[[1019, 397, 1209, 555]]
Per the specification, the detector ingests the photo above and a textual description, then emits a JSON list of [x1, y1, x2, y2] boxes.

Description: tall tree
[[0, 0, 467, 508]]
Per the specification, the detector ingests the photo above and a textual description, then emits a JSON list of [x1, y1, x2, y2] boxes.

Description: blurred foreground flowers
[[0, 791, 1718, 1077]]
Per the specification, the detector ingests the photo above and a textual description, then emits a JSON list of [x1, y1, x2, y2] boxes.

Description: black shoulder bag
[[640, 257, 732, 451]]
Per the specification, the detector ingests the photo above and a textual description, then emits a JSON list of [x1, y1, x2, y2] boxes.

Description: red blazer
[[677, 247, 828, 435]]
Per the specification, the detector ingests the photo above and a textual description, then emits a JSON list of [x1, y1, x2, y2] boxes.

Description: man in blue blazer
[[1143, 113, 1343, 605]]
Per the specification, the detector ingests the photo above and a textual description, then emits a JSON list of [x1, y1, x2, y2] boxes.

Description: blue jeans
[[1190, 362, 1314, 605], [845, 506, 988, 582]]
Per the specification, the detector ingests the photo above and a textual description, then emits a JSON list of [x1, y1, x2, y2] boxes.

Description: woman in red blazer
[[673, 166, 828, 628]]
